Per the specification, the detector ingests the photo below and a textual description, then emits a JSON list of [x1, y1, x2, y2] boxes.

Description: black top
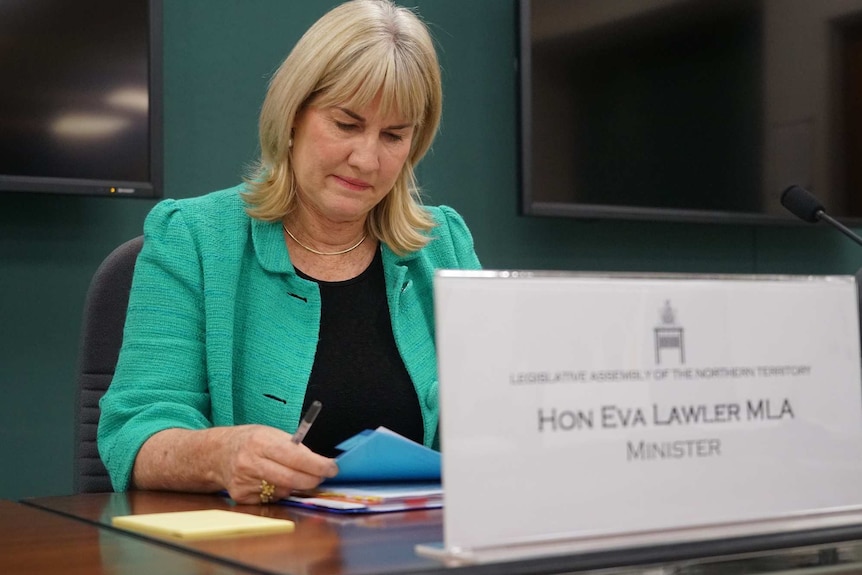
[[295, 248, 424, 457]]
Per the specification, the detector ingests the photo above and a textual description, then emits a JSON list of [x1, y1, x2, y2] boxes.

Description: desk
[[0, 499, 248, 574], [25, 491, 445, 575], [19, 492, 862, 575]]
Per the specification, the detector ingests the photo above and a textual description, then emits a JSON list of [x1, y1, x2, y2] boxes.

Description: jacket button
[[426, 381, 439, 411]]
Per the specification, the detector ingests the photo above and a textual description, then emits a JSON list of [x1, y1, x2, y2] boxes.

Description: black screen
[[520, 0, 862, 225], [0, 0, 162, 197]]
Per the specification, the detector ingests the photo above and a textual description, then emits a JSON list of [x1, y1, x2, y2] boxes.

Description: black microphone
[[780, 185, 862, 247]]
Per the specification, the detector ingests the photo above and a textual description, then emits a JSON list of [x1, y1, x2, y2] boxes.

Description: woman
[[97, 0, 480, 505]]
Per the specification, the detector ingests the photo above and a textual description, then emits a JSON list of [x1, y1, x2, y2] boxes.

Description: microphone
[[780, 185, 862, 247]]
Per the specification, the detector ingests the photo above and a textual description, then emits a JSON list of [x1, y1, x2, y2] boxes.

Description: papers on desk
[[286, 482, 443, 514], [284, 426, 442, 514]]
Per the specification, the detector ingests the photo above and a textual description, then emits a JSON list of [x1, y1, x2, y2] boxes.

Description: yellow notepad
[[111, 509, 295, 540]]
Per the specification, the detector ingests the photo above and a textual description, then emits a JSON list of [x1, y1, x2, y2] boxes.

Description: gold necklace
[[282, 223, 367, 256]]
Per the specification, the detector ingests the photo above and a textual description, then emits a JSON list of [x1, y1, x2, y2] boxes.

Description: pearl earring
[[288, 138, 293, 148]]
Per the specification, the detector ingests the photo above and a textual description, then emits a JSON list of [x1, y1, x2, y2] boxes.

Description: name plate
[[431, 272, 862, 560]]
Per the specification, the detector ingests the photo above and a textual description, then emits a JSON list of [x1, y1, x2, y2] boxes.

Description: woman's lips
[[333, 175, 371, 191]]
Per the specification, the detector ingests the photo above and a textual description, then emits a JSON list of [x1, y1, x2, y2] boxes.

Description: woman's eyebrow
[[335, 106, 412, 130], [335, 106, 364, 121]]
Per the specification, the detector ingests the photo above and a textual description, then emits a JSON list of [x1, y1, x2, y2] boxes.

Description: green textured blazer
[[97, 185, 481, 491]]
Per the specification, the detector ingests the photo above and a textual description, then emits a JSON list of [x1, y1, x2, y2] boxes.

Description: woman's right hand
[[215, 424, 339, 504], [132, 425, 339, 504]]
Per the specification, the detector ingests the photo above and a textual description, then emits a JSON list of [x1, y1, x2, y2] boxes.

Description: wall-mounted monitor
[[519, 0, 862, 225], [0, 0, 163, 198]]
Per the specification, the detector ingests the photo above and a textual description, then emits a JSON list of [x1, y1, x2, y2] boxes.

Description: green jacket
[[98, 185, 481, 491]]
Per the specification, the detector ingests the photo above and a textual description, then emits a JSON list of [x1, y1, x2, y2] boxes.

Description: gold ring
[[259, 479, 276, 504]]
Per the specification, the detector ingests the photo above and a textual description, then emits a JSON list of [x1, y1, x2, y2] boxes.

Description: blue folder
[[323, 426, 441, 484]]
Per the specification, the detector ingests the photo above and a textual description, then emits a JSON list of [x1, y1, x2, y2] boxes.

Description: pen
[[291, 400, 322, 445]]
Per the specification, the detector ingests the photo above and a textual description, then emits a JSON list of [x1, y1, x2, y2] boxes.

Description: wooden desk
[[21, 492, 862, 575], [24, 491, 446, 575], [0, 499, 249, 575]]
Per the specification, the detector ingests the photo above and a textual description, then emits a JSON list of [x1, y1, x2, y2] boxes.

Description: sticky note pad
[[111, 509, 295, 540]]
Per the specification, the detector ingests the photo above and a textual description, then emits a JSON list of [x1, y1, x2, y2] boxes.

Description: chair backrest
[[74, 236, 143, 493]]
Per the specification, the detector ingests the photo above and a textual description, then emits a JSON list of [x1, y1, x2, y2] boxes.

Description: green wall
[[1, 0, 859, 500]]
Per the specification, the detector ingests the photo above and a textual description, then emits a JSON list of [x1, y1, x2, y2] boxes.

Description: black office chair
[[74, 236, 143, 493]]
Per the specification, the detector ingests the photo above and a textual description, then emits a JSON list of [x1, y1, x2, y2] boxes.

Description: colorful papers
[[287, 482, 443, 514], [283, 427, 443, 514]]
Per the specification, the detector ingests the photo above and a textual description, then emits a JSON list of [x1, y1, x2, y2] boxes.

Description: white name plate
[[432, 272, 862, 560]]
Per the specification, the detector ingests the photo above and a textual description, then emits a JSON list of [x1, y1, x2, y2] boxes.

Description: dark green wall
[[1, 0, 859, 500]]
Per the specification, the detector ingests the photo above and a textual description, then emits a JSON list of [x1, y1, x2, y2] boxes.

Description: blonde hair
[[244, 0, 442, 255]]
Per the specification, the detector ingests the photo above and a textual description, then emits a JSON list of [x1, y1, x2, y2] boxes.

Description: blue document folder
[[324, 426, 441, 484], [283, 427, 442, 514]]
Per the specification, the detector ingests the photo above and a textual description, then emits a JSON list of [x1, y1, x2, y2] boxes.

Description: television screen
[[0, 0, 162, 198], [519, 0, 862, 225]]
